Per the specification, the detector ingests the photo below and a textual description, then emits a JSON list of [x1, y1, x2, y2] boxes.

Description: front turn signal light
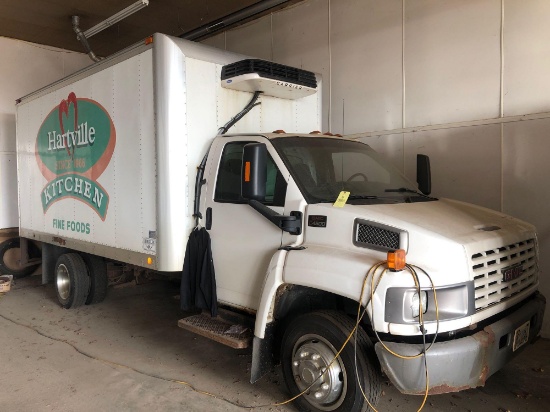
[[387, 249, 406, 271]]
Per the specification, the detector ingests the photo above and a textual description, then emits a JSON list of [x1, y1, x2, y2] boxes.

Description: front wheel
[[281, 311, 381, 412]]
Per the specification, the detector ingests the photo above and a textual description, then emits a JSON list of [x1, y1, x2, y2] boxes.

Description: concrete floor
[[0, 275, 548, 412]]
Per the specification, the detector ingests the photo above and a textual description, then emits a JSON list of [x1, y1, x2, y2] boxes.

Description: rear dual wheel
[[55, 253, 108, 308], [82, 254, 108, 305], [56, 253, 89, 309]]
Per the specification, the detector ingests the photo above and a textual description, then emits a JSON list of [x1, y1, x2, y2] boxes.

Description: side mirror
[[242, 143, 267, 202], [417, 154, 431, 195]]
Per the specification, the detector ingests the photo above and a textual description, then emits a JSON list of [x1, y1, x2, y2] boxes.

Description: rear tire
[[55, 253, 89, 309], [281, 311, 381, 412], [83, 254, 108, 305], [0, 238, 40, 278]]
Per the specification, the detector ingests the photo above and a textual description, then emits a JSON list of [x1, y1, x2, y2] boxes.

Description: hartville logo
[[35, 92, 116, 220]]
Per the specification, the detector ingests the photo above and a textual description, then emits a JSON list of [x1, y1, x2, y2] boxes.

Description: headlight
[[411, 291, 428, 318], [385, 281, 475, 324]]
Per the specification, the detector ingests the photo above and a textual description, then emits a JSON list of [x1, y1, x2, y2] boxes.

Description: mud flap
[[251, 322, 276, 383]]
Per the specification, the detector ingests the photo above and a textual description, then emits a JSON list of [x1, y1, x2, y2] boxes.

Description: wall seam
[[345, 111, 550, 139], [402, 0, 406, 129], [328, 0, 332, 132], [270, 13, 274, 61], [500, 0, 505, 212], [500, 0, 505, 118], [402, 0, 406, 170]]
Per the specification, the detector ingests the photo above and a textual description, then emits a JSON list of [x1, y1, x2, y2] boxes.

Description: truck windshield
[[271, 137, 435, 205]]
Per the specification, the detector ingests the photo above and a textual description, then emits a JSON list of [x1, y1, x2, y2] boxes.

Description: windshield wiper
[[348, 195, 379, 200], [385, 187, 437, 200], [385, 187, 421, 194]]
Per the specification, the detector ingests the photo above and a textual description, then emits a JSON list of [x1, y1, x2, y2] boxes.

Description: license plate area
[[512, 321, 530, 352]]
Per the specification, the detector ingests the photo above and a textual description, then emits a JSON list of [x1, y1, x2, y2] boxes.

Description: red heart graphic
[[58, 92, 78, 158]]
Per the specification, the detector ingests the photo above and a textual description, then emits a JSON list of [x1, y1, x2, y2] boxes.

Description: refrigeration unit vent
[[221, 59, 317, 100]]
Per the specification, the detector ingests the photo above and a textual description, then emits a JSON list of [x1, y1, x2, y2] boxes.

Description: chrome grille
[[471, 239, 538, 311], [355, 223, 400, 251]]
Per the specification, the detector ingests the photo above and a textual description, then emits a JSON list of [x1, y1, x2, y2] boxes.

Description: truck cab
[[195, 131, 546, 411]]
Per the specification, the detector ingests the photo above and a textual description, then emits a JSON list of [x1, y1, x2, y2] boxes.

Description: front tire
[[281, 311, 381, 412], [56, 253, 89, 309]]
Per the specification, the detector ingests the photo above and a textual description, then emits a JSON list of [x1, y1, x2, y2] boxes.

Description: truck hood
[[349, 198, 535, 246], [306, 198, 535, 248], [304, 198, 536, 285]]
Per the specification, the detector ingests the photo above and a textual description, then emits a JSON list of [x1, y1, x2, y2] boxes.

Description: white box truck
[[14, 34, 546, 411]]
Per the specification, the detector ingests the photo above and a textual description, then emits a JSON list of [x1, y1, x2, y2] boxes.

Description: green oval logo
[[35, 92, 116, 220]]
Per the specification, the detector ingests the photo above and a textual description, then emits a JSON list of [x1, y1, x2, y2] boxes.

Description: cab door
[[202, 136, 289, 310]]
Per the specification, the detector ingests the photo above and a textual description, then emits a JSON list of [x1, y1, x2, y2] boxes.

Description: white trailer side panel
[[17, 50, 157, 266]]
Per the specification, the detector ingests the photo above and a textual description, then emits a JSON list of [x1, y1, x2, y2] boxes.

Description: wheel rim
[[57, 263, 70, 300], [2, 247, 22, 271], [291, 334, 347, 410]]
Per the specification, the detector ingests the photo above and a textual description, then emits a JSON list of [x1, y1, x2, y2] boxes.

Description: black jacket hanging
[[180, 227, 218, 317]]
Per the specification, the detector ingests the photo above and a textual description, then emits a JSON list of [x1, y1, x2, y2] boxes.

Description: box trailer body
[[16, 34, 321, 274], [14, 34, 545, 412]]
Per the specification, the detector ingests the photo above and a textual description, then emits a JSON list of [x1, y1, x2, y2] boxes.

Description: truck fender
[[251, 249, 286, 383]]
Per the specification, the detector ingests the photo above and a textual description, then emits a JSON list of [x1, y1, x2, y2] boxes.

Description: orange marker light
[[147, 257, 153, 265], [145, 36, 154, 45], [387, 249, 406, 271], [244, 161, 251, 182]]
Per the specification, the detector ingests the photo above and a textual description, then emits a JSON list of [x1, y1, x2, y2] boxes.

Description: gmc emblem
[[502, 264, 524, 282]]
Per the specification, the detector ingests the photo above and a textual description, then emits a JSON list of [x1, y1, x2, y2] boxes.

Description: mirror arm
[[248, 200, 302, 235]]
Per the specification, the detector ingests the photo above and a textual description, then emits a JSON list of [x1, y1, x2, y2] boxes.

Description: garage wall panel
[[502, 119, 550, 335], [360, 133, 404, 173], [225, 16, 273, 60], [272, 0, 330, 131], [330, 0, 402, 134], [503, 0, 550, 116], [403, 125, 502, 210], [404, 0, 501, 126]]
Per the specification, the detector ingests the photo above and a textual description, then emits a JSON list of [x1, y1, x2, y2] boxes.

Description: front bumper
[[375, 292, 546, 395]]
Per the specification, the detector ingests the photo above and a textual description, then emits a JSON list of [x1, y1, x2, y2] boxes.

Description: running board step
[[178, 313, 252, 349]]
